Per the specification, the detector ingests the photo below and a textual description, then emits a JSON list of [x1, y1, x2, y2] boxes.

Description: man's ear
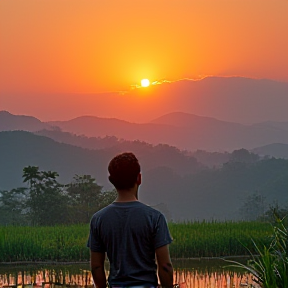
[[137, 173, 142, 186], [108, 175, 114, 184]]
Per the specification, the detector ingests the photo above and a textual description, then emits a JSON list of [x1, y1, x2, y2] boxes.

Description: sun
[[141, 79, 150, 87]]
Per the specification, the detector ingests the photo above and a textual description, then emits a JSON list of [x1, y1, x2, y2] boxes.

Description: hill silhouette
[[2, 109, 288, 152], [47, 112, 288, 151], [1, 131, 287, 221], [0, 110, 50, 131], [0, 130, 201, 190], [252, 143, 288, 159], [251, 121, 288, 132], [35, 129, 234, 168]]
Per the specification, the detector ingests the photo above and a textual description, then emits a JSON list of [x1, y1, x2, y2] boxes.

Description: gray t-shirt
[[87, 201, 172, 286]]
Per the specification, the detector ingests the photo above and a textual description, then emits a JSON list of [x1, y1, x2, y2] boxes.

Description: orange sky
[[0, 0, 288, 120]]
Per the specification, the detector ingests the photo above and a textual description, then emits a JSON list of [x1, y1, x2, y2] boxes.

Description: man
[[87, 152, 173, 288]]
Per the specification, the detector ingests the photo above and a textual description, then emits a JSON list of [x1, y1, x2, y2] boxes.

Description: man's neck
[[115, 187, 138, 202]]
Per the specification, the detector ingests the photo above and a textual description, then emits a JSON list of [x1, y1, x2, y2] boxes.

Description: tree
[[66, 175, 105, 223], [230, 148, 259, 163], [0, 187, 28, 225], [1, 167, 117, 226], [23, 166, 41, 189], [99, 189, 117, 210], [239, 192, 267, 221], [261, 203, 288, 225], [23, 166, 68, 225]]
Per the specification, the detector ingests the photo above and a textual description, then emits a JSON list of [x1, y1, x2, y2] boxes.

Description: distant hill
[[252, 143, 288, 159], [36, 129, 234, 168], [2, 110, 288, 152], [0, 130, 201, 190], [150, 112, 242, 128], [0, 130, 109, 190], [0, 110, 50, 131], [36, 129, 121, 150], [47, 112, 288, 151], [190, 150, 230, 168], [251, 121, 288, 132], [1, 131, 287, 221]]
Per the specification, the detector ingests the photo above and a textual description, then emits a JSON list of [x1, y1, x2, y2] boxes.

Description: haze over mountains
[[1, 109, 288, 152], [1, 76, 288, 220], [0, 111, 50, 132], [1, 130, 287, 221]]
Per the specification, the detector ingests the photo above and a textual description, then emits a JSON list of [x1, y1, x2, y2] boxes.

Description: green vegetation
[[1, 131, 288, 222], [0, 221, 273, 262], [169, 221, 273, 258], [0, 225, 90, 262], [228, 214, 288, 288], [0, 166, 117, 226]]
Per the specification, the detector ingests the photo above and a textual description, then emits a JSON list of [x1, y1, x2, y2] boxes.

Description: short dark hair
[[108, 152, 140, 190]]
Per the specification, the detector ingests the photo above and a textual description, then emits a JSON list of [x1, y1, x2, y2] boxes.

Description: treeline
[[1, 131, 288, 221], [140, 155, 288, 221], [0, 166, 116, 226]]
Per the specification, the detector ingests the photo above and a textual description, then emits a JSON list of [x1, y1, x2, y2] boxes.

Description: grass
[[169, 221, 272, 258], [0, 225, 90, 262], [227, 216, 288, 288], [0, 221, 273, 262]]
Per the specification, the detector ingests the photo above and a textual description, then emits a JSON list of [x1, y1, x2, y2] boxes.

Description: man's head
[[108, 152, 141, 190]]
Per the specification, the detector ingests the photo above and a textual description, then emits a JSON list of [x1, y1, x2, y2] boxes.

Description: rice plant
[[0, 221, 273, 262], [227, 215, 288, 288], [168, 221, 272, 258]]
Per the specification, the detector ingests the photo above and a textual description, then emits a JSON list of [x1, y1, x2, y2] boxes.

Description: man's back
[[88, 152, 173, 288], [88, 201, 172, 287]]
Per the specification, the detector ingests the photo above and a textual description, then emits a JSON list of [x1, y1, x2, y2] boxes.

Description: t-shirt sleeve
[[87, 216, 106, 252], [153, 213, 173, 249]]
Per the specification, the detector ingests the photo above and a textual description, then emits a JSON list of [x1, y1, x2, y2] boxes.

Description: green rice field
[[0, 221, 273, 262]]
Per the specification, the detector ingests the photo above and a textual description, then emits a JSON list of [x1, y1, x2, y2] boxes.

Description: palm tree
[[23, 166, 41, 189]]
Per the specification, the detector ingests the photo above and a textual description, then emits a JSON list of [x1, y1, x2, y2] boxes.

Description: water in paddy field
[[0, 259, 260, 288]]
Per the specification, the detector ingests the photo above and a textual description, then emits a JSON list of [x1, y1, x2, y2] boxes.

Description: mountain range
[[1, 110, 288, 152], [1, 76, 288, 220], [1, 130, 287, 221]]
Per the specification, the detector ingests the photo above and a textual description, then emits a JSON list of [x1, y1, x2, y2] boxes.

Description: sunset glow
[[0, 0, 287, 121]]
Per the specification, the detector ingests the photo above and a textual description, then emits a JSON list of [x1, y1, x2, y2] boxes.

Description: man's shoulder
[[129, 201, 161, 212], [90, 203, 113, 219], [140, 202, 162, 213], [90, 201, 164, 222], [134, 202, 164, 220]]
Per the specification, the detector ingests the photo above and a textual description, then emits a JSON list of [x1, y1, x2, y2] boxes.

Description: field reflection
[[0, 260, 259, 288]]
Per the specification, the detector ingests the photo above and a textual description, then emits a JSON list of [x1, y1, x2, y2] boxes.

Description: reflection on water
[[0, 264, 95, 288], [175, 270, 256, 288], [0, 260, 259, 288]]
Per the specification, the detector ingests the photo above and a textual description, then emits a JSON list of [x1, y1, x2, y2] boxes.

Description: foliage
[[227, 213, 288, 288], [0, 166, 116, 226], [65, 175, 116, 224], [230, 148, 260, 163], [0, 221, 273, 262], [239, 192, 267, 221], [0, 187, 28, 225], [168, 220, 272, 258], [23, 166, 68, 226], [260, 204, 288, 225], [1, 131, 288, 222], [0, 225, 90, 262]]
